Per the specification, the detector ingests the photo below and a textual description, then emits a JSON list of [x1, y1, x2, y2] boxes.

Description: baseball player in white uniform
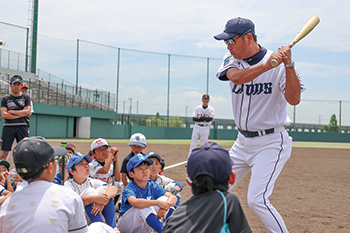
[[214, 17, 305, 233], [188, 94, 215, 157]]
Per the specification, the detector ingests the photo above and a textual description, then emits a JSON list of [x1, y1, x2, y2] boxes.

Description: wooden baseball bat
[[270, 16, 320, 67]]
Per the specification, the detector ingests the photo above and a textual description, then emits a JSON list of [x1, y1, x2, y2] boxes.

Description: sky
[[1, 0, 350, 124]]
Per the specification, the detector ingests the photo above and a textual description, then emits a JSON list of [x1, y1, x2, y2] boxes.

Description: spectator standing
[[0, 75, 31, 160]]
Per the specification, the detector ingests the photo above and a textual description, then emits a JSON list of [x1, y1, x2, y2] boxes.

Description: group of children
[[0, 132, 182, 233]]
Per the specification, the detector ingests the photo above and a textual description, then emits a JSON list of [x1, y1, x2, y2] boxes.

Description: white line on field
[[164, 161, 187, 170]]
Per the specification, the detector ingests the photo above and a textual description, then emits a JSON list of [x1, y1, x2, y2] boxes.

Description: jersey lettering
[[232, 82, 273, 96]]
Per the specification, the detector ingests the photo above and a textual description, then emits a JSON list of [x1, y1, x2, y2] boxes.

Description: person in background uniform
[[214, 17, 305, 232], [188, 94, 215, 157], [163, 142, 251, 233], [0, 75, 31, 161]]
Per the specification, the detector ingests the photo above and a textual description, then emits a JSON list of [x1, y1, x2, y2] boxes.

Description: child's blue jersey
[[119, 179, 166, 216]]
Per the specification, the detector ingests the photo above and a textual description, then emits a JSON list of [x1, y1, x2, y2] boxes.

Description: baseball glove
[[164, 185, 178, 195]]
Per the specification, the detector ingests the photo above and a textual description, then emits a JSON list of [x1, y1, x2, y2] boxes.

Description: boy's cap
[[65, 143, 76, 154], [58, 153, 72, 165], [21, 82, 29, 89], [214, 17, 255, 41], [202, 94, 210, 99], [10, 75, 23, 84], [187, 141, 233, 185], [66, 152, 92, 174], [90, 138, 110, 152], [13, 136, 67, 181], [146, 152, 161, 162], [127, 154, 153, 173], [128, 133, 147, 147], [0, 160, 10, 171]]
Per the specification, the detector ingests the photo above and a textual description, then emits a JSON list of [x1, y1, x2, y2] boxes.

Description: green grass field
[[47, 139, 350, 149]]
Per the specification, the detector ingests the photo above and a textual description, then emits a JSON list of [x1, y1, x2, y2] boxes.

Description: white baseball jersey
[[216, 45, 305, 232], [189, 105, 215, 156], [0, 181, 88, 233], [65, 177, 106, 195], [216, 48, 305, 131], [192, 105, 215, 127], [89, 160, 114, 184]]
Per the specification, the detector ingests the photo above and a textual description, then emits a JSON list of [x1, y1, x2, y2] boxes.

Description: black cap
[[0, 160, 10, 171], [13, 136, 67, 181], [188, 142, 233, 185], [10, 75, 23, 84], [202, 94, 210, 99]]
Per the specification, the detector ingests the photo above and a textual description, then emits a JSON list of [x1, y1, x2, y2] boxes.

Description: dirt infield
[[21, 141, 350, 232]]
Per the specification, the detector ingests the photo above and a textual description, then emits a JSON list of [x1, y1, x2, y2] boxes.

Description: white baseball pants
[[117, 196, 169, 233], [229, 129, 292, 233], [188, 125, 210, 157]]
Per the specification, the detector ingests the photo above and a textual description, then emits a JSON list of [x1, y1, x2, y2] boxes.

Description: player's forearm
[[226, 64, 270, 85], [9, 108, 31, 117], [81, 195, 96, 206], [1, 111, 21, 119], [284, 67, 301, 105], [6, 181, 14, 193], [97, 156, 113, 174], [200, 116, 213, 122], [114, 164, 121, 182], [121, 173, 128, 187], [129, 198, 159, 209], [105, 185, 118, 199], [164, 193, 177, 207], [0, 191, 12, 205]]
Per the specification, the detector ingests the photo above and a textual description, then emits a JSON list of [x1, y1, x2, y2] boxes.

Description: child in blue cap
[[117, 154, 177, 233], [65, 152, 118, 229]]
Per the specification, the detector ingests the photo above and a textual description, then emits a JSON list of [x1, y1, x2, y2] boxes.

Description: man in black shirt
[[0, 75, 31, 160]]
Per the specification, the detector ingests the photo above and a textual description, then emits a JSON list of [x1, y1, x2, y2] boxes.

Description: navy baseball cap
[[214, 17, 255, 41], [146, 152, 162, 163], [127, 154, 153, 173], [66, 152, 92, 174], [10, 75, 23, 84], [187, 142, 233, 185], [13, 136, 68, 181]]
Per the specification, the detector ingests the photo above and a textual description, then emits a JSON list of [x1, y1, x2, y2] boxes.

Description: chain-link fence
[[1, 21, 349, 131]]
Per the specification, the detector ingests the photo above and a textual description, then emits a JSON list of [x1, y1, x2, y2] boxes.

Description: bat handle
[[270, 59, 279, 67]]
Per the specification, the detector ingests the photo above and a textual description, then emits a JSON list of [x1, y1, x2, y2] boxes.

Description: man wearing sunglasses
[[214, 17, 305, 233]]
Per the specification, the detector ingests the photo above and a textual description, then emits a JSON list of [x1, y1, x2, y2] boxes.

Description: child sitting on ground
[[0, 160, 14, 192], [65, 152, 118, 229], [146, 153, 183, 206], [118, 154, 177, 233], [89, 138, 122, 205], [120, 133, 147, 187]]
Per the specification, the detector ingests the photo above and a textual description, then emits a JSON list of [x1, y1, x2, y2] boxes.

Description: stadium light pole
[[206, 57, 209, 94], [167, 54, 170, 127], [75, 39, 80, 95], [30, 0, 39, 74]]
